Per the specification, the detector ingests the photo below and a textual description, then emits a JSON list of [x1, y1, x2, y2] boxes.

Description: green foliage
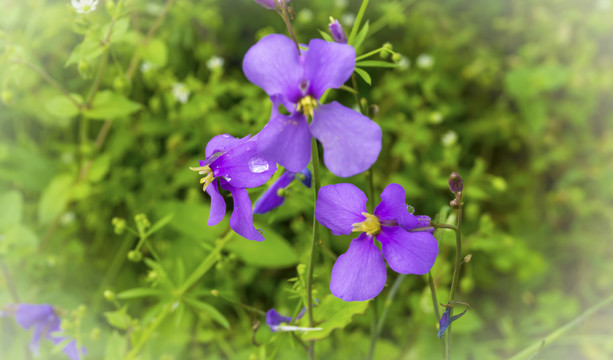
[[1, 0, 612, 359]]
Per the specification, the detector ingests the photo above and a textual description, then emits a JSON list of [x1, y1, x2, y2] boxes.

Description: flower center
[[351, 212, 381, 236], [297, 96, 318, 118], [190, 165, 216, 192]]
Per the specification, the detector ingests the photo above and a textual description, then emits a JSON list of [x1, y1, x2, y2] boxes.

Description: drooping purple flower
[[253, 168, 311, 214], [253, 0, 287, 10], [328, 18, 348, 44], [191, 134, 277, 241], [265, 308, 320, 332], [243, 34, 381, 177], [315, 183, 439, 301], [437, 306, 468, 339], [9, 304, 86, 360]]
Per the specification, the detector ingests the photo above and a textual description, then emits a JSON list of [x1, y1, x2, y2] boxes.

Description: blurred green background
[[1, 0, 612, 359]]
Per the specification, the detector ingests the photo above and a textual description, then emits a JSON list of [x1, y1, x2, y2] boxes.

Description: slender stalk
[[278, 9, 300, 54], [509, 293, 613, 360], [348, 0, 371, 45], [12, 60, 82, 109], [305, 137, 322, 360], [124, 303, 171, 360], [445, 207, 463, 359], [428, 272, 440, 322], [367, 274, 406, 360], [175, 229, 233, 296]]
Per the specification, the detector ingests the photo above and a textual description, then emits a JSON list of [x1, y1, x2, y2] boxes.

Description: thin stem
[[12, 60, 82, 109], [431, 222, 458, 231], [509, 293, 613, 360], [428, 272, 440, 322], [348, 0, 370, 45], [175, 229, 233, 296], [306, 137, 322, 360], [124, 303, 171, 360], [278, 9, 300, 54], [445, 207, 463, 360], [367, 274, 406, 360]]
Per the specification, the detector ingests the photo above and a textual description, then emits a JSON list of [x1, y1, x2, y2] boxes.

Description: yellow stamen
[[190, 165, 215, 192], [297, 96, 318, 118], [351, 212, 381, 236]]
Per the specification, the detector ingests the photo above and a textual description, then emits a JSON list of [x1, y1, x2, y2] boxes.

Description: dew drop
[[248, 156, 269, 174], [407, 205, 415, 214], [222, 176, 231, 182]]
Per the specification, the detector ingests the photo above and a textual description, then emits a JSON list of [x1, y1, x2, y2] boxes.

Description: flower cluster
[[316, 183, 439, 301], [2, 304, 86, 360]]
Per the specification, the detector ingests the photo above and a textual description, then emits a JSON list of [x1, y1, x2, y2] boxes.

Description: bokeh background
[[1, 0, 612, 359]]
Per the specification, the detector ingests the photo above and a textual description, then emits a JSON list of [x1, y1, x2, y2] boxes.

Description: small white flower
[[206, 56, 225, 71], [71, 0, 99, 14], [416, 54, 435, 69], [140, 61, 156, 73], [397, 56, 411, 71], [441, 130, 458, 147], [172, 82, 190, 104], [341, 13, 356, 26]]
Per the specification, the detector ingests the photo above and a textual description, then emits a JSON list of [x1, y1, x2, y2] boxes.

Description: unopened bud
[[463, 254, 472, 264], [448, 172, 463, 193], [113, 75, 130, 95], [381, 43, 393, 59], [450, 198, 462, 209], [211, 289, 219, 297], [127, 250, 142, 262], [254, 0, 281, 10], [392, 53, 402, 63], [416, 215, 431, 228], [328, 17, 348, 44], [103, 290, 116, 302], [134, 213, 151, 234], [111, 217, 126, 235]]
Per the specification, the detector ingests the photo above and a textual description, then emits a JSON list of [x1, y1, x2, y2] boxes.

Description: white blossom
[[416, 54, 435, 69], [206, 56, 225, 71], [172, 83, 190, 104], [441, 130, 458, 147], [71, 0, 98, 14]]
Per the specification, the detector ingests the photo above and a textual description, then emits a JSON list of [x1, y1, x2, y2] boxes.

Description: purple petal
[[329, 19, 348, 44], [212, 139, 277, 188], [330, 233, 387, 301], [15, 304, 56, 330], [253, 171, 295, 214], [298, 168, 312, 188], [61, 340, 85, 360], [205, 134, 250, 159], [256, 107, 312, 172], [315, 183, 368, 235], [206, 180, 226, 226], [378, 228, 439, 275], [303, 39, 355, 99], [227, 186, 264, 241], [310, 102, 381, 177], [374, 183, 418, 229], [243, 34, 303, 102], [266, 309, 293, 330]]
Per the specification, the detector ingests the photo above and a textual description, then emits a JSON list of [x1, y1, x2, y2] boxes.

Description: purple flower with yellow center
[[315, 183, 439, 301], [190, 134, 277, 241], [253, 168, 311, 214], [243, 34, 382, 178], [5, 304, 86, 360]]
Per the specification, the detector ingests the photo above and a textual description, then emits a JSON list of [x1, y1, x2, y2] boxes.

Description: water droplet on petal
[[257, 228, 265, 236], [249, 156, 269, 174], [222, 176, 231, 182], [407, 205, 415, 214]]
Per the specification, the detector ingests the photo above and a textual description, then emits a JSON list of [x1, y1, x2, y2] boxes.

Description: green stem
[[306, 137, 322, 360], [12, 60, 82, 109], [431, 222, 458, 231], [348, 0, 370, 45], [445, 207, 463, 359], [278, 8, 300, 54], [124, 303, 171, 360], [367, 274, 406, 360], [509, 293, 613, 360], [175, 229, 233, 296], [428, 272, 441, 322]]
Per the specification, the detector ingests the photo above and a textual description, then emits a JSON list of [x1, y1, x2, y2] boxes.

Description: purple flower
[[11, 304, 86, 360], [328, 18, 348, 44], [191, 134, 277, 241], [315, 183, 439, 301], [253, 168, 311, 214], [253, 0, 286, 10], [437, 306, 468, 339], [265, 308, 320, 332], [243, 34, 382, 177]]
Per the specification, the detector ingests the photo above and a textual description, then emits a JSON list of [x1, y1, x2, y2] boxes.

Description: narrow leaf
[[184, 298, 230, 329], [354, 67, 372, 85]]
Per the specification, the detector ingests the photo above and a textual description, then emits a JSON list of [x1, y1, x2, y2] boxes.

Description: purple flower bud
[[416, 215, 431, 228], [437, 306, 468, 339], [254, 0, 286, 10], [448, 172, 463, 193], [328, 18, 348, 44]]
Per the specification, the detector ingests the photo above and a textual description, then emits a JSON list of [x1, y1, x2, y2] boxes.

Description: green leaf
[[0, 224, 38, 255], [301, 295, 370, 340], [88, 154, 111, 182], [84, 91, 141, 119], [318, 29, 334, 42], [0, 191, 23, 229], [104, 331, 126, 360], [65, 33, 105, 67], [351, 20, 369, 50], [38, 174, 73, 225], [155, 202, 229, 242], [142, 38, 168, 67], [106, 17, 130, 44], [184, 297, 230, 329], [355, 60, 398, 68], [44, 95, 82, 118], [354, 67, 372, 85], [117, 288, 165, 300], [104, 306, 133, 330], [226, 223, 298, 268]]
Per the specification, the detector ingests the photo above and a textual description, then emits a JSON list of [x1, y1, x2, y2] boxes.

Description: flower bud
[[448, 172, 463, 193], [134, 213, 151, 234], [103, 290, 116, 302], [416, 215, 431, 228], [450, 198, 462, 209], [127, 250, 142, 262], [211, 289, 219, 297], [113, 75, 130, 95], [392, 53, 402, 63], [328, 18, 348, 44], [254, 0, 277, 10], [462, 254, 472, 264], [111, 217, 126, 235]]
